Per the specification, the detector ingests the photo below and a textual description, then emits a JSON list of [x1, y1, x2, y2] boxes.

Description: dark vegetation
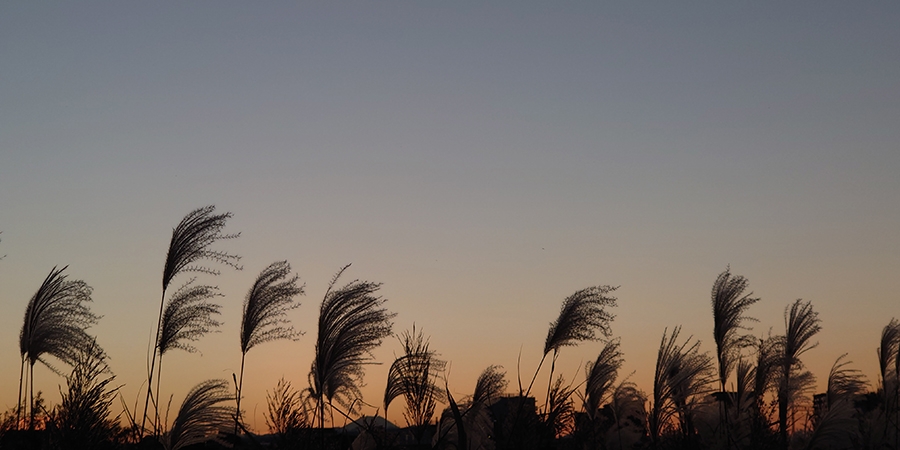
[[0, 207, 892, 449]]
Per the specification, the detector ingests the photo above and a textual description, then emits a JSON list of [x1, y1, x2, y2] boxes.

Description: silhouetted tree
[[142, 205, 240, 437], [237, 261, 304, 432], [18, 266, 99, 430]]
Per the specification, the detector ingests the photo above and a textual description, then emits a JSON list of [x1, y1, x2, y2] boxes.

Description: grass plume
[[308, 264, 395, 427], [163, 379, 234, 450], [142, 205, 240, 437], [19, 266, 99, 429], [236, 261, 304, 431]]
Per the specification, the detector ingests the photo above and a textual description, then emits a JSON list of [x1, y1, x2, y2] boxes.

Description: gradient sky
[[1, 2, 899, 432]]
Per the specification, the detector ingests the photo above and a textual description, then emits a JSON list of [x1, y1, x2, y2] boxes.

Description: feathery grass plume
[[877, 319, 900, 446], [710, 267, 758, 447], [308, 264, 395, 428], [826, 354, 867, 407], [47, 340, 122, 449], [164, 379, 234, 450], [434, 366, 507, 450], [752, 336, 778, 419], [649, 326, 714, 445], [236, 261, 304, 432], [775, 299, 821, 448], [153, 279, 222, 434], [384, 325, 446, 432], [472, 365, 507, 407], [803, 398, 858, 450], [142, 205, 240, 438], [521, 286, 617, 415], [161, 206, 241, 291], [607, 379, 647, 450], [240, 261, 304, 353], [544, 375, 577, 439], [544, 286, 618, 355], [19, 266, 99, 430], [158, 279, 222, 356], [265, 378, 311, 436], [711, 268, 759, 388], [879, 319, 900, 380], [733, 357, 754, 427], [582, 339, 623, 420]]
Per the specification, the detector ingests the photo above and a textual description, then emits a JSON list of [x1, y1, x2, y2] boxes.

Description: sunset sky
[[1, 2, 898, 432]]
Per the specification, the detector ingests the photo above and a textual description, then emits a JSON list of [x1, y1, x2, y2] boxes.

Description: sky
[[1, 1, 899, 432]]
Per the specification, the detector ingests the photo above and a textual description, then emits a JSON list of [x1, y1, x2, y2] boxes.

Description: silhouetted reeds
[[308, 264, 395, 429], [710, 267, 759, 447], [582, 339, 623, 421], [775, 299, 821, 449], [436, 365, 507, 450], [237, 261, 304, 432], [142, 205, 240, 437], [163, 379, 234, 450], [265, 377, 311, 438], [877, 319, 900, 447], [154, 279, 222, 433], [18, 266, 99, 430], [46, 340, 122, 450], [519, 286, 617, 416], [383, 325, 445, 436], [650, 326, 714, 446]]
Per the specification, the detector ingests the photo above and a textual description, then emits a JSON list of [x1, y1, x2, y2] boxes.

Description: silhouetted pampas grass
[[650, 326, 714, 445], [265, 377, 310, 437], [435, 365, 507, 450], [582, 339, 623, 420], [142, 206, 240, 437], [18, 266, 99, 430], [236, 261, 304, 432], [521, 286, 617, 403], [826, 354, 867, 407], [384, 325, 446, 432], [163, 379, 234, 450], [776, 299, 821, 449], [308, 264, 395, 428], [878, 319, 900, 446], [154, 280, 222, 433], [46, 340, 121, 450], [710, 268, 758, 447]]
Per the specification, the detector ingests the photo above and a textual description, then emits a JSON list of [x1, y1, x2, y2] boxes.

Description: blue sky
[[1, 2, 898, 430]]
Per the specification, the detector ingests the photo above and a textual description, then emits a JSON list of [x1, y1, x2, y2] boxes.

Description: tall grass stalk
[[141, 205, 240, 438], [236, 261, 304, 433], [19, 266, 98, 429]]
